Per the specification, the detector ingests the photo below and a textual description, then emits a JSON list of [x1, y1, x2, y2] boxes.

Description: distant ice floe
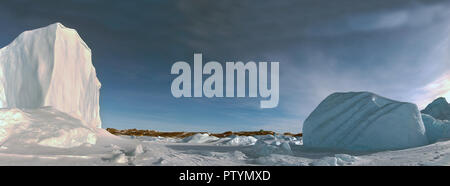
[[0, 107, 97, 149], [182, 133, 220, 144], [123, 136, 181, 143], [219, 135, 258, 146], [177, 133, 302, 148]]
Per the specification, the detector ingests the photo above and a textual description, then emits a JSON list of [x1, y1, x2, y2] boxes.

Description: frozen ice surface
[[310, 154, 359, 166], [0, 107, 97, 149], [250, 140, 293, 157]]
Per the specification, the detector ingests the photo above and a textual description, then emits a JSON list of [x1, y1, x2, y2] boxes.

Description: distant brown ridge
[[106, 128, 302, 138]]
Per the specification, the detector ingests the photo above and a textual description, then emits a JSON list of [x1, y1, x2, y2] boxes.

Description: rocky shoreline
[[106, 128, 302, 138]]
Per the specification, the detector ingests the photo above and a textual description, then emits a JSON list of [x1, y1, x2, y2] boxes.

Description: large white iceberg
[[0, 23, 101, 128], [302, 92, 428, 151]]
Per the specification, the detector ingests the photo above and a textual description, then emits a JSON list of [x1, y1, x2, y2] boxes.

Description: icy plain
[[2, 131, 450, 166]]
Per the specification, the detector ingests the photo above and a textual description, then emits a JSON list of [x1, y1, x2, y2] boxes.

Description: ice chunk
[[250, 140, 293, 157], [221, 135, 258, 146], [422, 114, 450, 143], [421, 97, 450, 121], [0, 23, 101, 128], [303, 92, 428, 151], [182, 133, 219, 143]]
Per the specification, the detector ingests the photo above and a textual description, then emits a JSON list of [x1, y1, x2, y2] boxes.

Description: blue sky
[[0, 0, 449, 132]]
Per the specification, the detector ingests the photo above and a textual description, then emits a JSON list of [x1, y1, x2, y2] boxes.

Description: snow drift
[[0, 107, 97, 149], [302, 92, 428, 151], [0, 23, 101, 128]]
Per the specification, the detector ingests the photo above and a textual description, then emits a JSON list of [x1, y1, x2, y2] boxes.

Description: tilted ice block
[[302, 92, 428, 151], [421, 97, 450, 121], [0, 23, 101, 128]]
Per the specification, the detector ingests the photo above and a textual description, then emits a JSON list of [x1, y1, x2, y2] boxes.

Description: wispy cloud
[[413, 72, 450, 108], [306, 3, 450, 36]]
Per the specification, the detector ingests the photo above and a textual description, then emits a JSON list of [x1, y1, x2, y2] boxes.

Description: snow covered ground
[[1, 131, 450, 166]]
